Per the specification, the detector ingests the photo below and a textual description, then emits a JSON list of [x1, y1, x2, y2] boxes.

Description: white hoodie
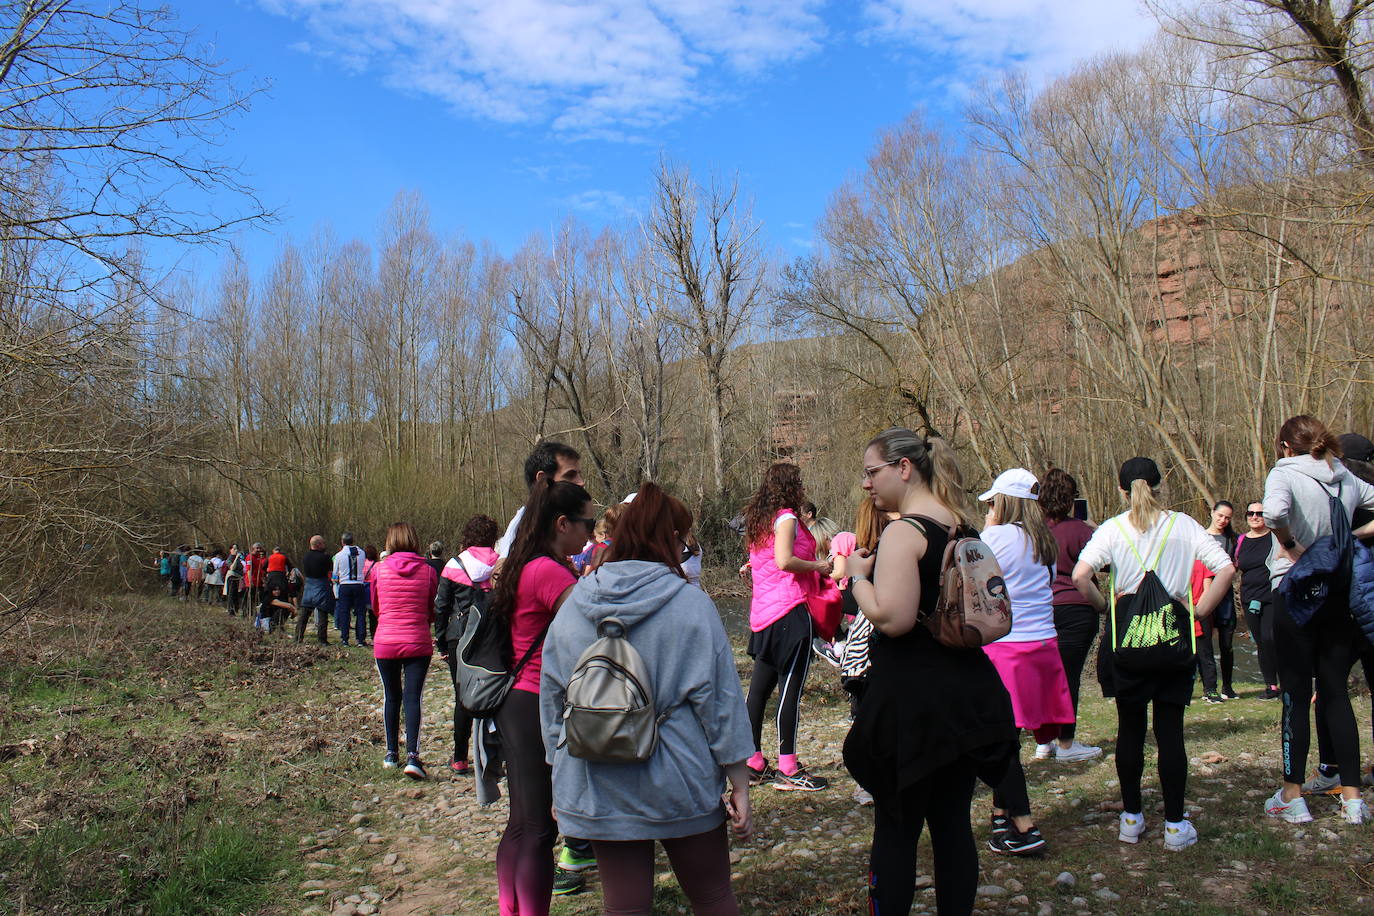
[[1263, 454, 1374, 587]]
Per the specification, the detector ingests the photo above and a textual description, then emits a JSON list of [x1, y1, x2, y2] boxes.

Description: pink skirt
[[983, 638, 1075, 732]]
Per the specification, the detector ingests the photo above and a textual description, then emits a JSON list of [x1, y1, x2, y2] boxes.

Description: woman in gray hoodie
[[540, 483, 754, 916], [1262, 415, 1374, 826]]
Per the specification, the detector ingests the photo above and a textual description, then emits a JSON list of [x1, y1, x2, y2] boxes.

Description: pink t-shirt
[[510, 556, 577, 694], [830, 531, 857, 589], [748, 509, 818, 632]]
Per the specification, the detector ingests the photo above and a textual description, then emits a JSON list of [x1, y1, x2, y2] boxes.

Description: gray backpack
[[560, 616, 673, 763]]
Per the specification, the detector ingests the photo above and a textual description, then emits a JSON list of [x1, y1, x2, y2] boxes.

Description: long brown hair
[[603, 482, 688, 578], [487, 479, 590, 628], [742, 463, 806, 547], [1276, 415, 1342, 462], [1039, 468, 1078, 523]]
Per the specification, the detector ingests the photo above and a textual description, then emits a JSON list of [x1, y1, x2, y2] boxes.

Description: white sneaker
[[1118, 811, 1146, 844], [1265, 788, 1314, 823], [1054, 741, 1103, 762], [1163, 819, 1198, 850], [1034, 742, 1056, 760], [1341, 797, 1369, 825]]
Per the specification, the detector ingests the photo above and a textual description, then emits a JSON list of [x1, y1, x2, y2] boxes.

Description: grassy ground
[[4, 594, 1374, 915]]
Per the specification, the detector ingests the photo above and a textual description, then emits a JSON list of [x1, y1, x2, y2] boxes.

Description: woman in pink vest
[[742, 462, 833, 791], [371, 522, 438, 779]]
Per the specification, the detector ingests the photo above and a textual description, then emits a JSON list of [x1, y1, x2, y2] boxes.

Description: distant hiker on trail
[[244, 543, 266, 611], [435, 514, 499, 776], [157, 550, 170, 590], [224, 545, 245, 617], [204, 548, 225, 605], [539, 483, 754, 916], [256, 584, 292, 635], [1072, 456, 1234, 850], [296, 535, 334, 644], [333, 533, 369, 647], [371, 522, 439, 779], [186, 547, 205, 602]]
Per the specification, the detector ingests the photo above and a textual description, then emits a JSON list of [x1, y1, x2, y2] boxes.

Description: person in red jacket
[[371, 521, 439, 779]]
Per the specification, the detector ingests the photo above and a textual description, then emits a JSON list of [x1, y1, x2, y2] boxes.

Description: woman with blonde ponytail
[[1259, 415, 1374, 826], [976, 469, 1076, 856], [1072, 458, 1234, 851]]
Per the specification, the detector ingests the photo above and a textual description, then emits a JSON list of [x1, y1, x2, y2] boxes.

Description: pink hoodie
[[370, 551, 438, 660]]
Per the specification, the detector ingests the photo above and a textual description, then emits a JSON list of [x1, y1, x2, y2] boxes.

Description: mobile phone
[[1072, 498, 1089, 521]]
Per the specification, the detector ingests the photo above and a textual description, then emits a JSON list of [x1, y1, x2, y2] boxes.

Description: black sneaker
[[1221, 689, 1239, 700], [1203, 694, 1224, 705], [1261, 687, 1281, 700], [991, 814, 1011, 837], [403, 755, 428, 780], [748, 759, 774, 786], [987, 825, 1046, 856], [382, 752, 399, 769], [772, 767, 829, 791], [552, 868, 586, 896]]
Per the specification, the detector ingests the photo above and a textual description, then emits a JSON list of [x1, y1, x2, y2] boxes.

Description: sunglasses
[[573, 516, 597, 529], [1246, 510, 1264, 517]]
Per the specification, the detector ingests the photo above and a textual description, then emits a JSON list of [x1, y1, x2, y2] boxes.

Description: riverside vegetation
[[5, 593, 1374, 915]]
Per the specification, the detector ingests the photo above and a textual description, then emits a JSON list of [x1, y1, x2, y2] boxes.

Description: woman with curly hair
[[741, 462, 833, 791]]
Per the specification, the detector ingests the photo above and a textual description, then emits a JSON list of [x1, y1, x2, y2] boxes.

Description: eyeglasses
[[861, 459, 900, 481], [1246, 511, 1264, 517]]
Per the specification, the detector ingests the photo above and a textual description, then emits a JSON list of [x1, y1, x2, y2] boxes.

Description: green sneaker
[[552, 868, 586, 896], [557, 846, 597, 872]]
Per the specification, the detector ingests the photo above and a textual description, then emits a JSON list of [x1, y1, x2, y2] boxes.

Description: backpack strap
[[510, 617, 555, 679]]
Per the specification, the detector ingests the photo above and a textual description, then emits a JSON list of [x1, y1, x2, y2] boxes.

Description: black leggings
[[1243, 600, 1278, 688], [444, 652, 475, 763], [1053, 604, 1098, 741], [869, 760, 979, 916], [1116, 699, 1187, 822], [991, 740, 1031, 819], [1197, 612, 1236, 695], [746, 605, 812, 757], [375, 655, 431, 757], [1274, 593, 1365, 784], [495, 688, 556, 914], [1316, 651, 1374, 771]]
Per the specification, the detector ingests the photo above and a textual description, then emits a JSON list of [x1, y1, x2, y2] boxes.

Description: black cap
[[1118, 457, 1161, 491], [1339, 433, 1374, 463]]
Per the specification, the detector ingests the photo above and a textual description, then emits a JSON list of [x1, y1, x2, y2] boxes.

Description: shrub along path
[[4, 595, 1373, 914]]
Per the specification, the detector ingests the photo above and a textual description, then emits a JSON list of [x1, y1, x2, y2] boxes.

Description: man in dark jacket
[[297, 534, 334, 644]]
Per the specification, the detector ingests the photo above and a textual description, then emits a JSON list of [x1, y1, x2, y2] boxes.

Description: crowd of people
[[155, 420, 1374, 915]]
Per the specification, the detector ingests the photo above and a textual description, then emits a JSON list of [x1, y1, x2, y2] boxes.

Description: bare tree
[[648, 162, 763, 500]]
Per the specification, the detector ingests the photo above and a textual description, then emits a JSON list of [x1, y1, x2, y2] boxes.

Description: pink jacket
[[371, 551, 438, 660], [748, 509, 818, 632]]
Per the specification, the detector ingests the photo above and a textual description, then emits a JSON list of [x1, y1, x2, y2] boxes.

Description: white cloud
[[560, 189, 643, 218], [260, 0, 825, 134], [862, 0, 1158, 88]]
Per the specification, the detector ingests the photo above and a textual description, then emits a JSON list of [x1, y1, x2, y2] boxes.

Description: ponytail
[[866, 428, 979, 529], [1276, 414, 1342, 464], [1126, 478, 1163, 532]]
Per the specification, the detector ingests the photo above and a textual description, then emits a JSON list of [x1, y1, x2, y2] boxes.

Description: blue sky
[[171, 0, 1158, 278]]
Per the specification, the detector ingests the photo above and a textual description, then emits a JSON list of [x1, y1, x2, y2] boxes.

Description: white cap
[[978, 468, 1039, 502], [621, 492, 637, 504]]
